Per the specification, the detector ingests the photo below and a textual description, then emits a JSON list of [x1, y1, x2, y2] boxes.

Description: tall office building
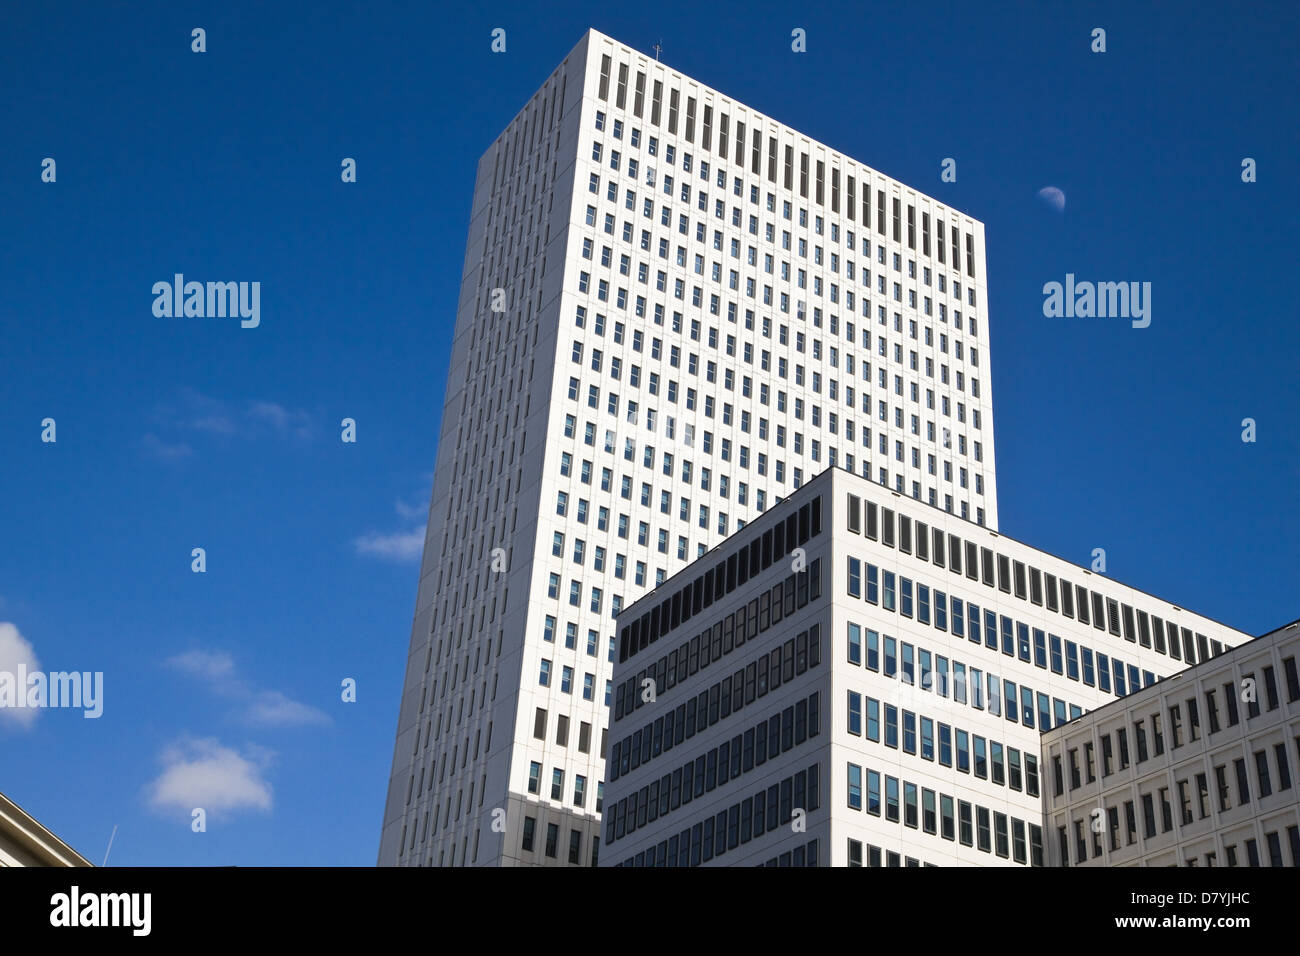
[[1043, 618, 1300, 867], [599, 468, 1254, 866], [380, 27, 1000, 866]]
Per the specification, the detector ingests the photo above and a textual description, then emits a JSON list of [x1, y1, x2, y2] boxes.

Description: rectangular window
[[977, 806, 991, 852], [1255, 750, 1273, 797], [904, 782, 918, 828], [847, 763, 862, 809]]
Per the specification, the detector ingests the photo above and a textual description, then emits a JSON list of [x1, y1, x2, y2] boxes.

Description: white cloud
[[141, 433, 194, 461], [165, 647, 328, 728], [146, 737, 272, 816], [174, 387, 238, 434], [246, 400, 312, 438], [355, 494, 430, 562], [245, 691, 330, 727], [0, 622, 41, 729], [165, 648, 236, 681], [188, 414, 238, 435], [146, 389, 312, 452], [354, 528, 425, 561], [394, 498, 427, 521]]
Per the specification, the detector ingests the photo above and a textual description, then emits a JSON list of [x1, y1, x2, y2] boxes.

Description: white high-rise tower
[[379, 28, 998, 866]]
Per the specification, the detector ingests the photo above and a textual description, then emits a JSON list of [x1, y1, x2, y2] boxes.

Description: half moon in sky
[[1037, 186, 1066, 212]]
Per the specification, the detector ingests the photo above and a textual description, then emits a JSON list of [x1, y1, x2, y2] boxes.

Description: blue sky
[[1, 1, 1296, 866]]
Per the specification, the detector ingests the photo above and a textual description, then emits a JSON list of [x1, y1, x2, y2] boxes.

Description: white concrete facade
[[1043, 619, 1300, 867], [0, 791, 90, 867], [601, 468, 1253, 866], [381, 27, 1001, 866]]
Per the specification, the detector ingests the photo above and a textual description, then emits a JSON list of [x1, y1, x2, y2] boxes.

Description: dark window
[[1264, 666, 1280, 711], [1255, 750, 1273, 797], [1284, 656, 1300, 703], [1276, 743, 1293, 791], [1235, 758, 1251, 805]]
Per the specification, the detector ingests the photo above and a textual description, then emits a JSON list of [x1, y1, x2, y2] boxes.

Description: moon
[[1037, 186, 1066, 212]]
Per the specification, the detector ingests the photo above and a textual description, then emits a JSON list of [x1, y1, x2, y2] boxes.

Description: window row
[[845, 622, 1085, 731], [843, 761, 1044, 865], [607, 762, 821, 866], [847, 557, 1159, 701], [618, 496, 822, 665], [847, 689, 1040, 796], [1179, 827, 1300, 868], [571, 262, 984, 417], [541, 616, 616, 662], [1052, 673, 1300, 797], [576, 179, 974, 333], [616, 562, 823, 725], [572, 261, 977, 376], [536, 659, 609, 704], [846, 841, 936, 867], [525, 762, 603, 812], [571, 272, 980, 406], [519, 817, 599, 866], [845, 492, 1228, 667], [561, 383, 982, 526], [531, 708, 605, 757], [1057, 745, 1299, 866], [571, 225, 980, 401], [607, 692, 820, 843], [610, 629, 822, 781], [592, 60, 980, 274]]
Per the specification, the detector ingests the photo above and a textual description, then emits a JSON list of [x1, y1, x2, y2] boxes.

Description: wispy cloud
[[394, 498, 427, 521], [144, 388, 313, 457], [245, 691, 330, 727], [354, 495, 429, 562], [146, 737, 273, 817], [170, 387, 238, 435], [0, 622, 41, 730], [164, 647, 329, 728], [167, 648, 237, 682], [246, 400, 312, 439], [140, 432, 195, 461], [354, 528, 425, 561]]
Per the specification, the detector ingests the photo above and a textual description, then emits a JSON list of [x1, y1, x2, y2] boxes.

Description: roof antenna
[[102, 824, 118, 867], [653, 39, 663, 62]]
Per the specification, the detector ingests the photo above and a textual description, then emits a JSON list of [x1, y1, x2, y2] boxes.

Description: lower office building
[[599, 467, 1253, 866], [1043, 618, 1300, 866], [0, 791, 90, 867]]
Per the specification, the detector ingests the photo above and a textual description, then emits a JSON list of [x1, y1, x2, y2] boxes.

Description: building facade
[[380, 28, 1000, 866], [1043, 619, 1300, 867], [600, 468, 1254, 866], [0, 791, 90, 867]]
